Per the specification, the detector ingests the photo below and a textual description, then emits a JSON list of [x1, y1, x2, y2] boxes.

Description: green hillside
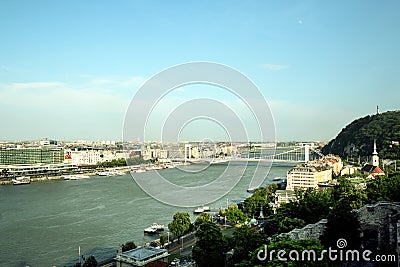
[[322, 110, 400, 160]]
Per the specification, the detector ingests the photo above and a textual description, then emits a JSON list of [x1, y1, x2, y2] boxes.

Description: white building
[[64, 149, 122, 166], [286, 163, 332, 190]]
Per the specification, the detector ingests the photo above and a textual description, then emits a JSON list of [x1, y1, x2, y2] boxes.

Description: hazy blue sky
[[0, 1, 399, 142]]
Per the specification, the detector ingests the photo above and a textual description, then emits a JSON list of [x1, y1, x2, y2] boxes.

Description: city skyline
[[1, 1, 399, 142]]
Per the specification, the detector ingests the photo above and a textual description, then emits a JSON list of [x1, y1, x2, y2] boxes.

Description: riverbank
[[0, 164, 180, 186], [0, 167, 126, 185]]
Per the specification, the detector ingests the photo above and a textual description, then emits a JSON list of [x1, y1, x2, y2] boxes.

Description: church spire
[[372, 139, 379, 166]]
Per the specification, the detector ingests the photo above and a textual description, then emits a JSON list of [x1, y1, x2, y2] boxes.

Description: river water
[[0, 162, 294, 267]]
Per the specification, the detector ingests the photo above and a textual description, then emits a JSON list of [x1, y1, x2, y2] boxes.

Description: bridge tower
[[184, 144, 192, 162], [304, 144, 310, 162]]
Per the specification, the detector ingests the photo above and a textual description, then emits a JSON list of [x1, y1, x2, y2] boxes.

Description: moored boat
[[63, 174, 90, 180], [193, 207, 204, 214], [98, 171, 125, 176], [12, 176, 31, 185], [132, 168, 146, 173], [144, 223, 165, 234], [194, 205, 211, 214], [144, 226, 157, 234], [246, 187, 257, 193], [202, 206, 210, 212]]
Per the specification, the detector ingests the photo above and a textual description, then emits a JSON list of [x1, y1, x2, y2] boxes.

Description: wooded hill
[[322, 110, 400, 160]]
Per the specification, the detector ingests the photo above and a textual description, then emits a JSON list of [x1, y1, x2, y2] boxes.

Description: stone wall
[[285, 219, 327, 240], [284, 202, 400, 254]]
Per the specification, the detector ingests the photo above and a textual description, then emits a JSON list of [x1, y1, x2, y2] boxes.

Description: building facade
[[286, 163, 332, 190], [0, 146, 64, 165]]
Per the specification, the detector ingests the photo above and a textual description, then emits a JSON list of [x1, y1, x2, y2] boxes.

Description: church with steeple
[[361, 139, 385, 177]]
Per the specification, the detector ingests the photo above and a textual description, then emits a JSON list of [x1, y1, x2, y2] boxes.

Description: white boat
[[202, 206, 210, 212], [247, 187, 257, 193], [63, 174, 90, 180], [144, 226, 157, 234], [194, 207, 204, 214], [194, 205, 210, 214], [12, 176, 31, 185], [144, 223, 165, 234], [133, 169, 146, 173], [151, 222, 165, 231], [98, 171, 125, 176]]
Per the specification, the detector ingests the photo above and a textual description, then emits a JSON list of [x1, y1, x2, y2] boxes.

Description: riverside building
[[286, 162, 333, 190], [0, 145, 64, 165]]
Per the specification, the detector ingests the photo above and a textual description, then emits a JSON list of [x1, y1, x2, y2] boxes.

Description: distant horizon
[[1, 108, 396, 143]]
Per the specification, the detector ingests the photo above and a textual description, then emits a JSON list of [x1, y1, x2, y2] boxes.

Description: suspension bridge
[[169, 145, 325, 164]]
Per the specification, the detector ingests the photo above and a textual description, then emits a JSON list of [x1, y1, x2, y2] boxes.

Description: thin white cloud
[[260, 63, 289, 71], [86, 75, 145, 88], [0, 77, 136, 113], [10, 81, 65, 90], [0, 77, 138, 140]]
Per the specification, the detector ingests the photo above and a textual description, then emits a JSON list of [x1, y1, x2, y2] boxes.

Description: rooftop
[[116, 246, 169, 266]]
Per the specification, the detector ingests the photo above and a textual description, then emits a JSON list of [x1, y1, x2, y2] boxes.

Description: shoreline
[[0, 164, 179, 186], [0, 166, 131, 186]]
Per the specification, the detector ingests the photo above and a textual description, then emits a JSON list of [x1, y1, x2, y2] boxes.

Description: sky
[[0, 0, 399, 142]]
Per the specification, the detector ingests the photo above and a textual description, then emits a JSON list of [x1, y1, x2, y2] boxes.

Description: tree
[[195, 212, 211, 227], [159, 234, 168, 248], [264, 214, 306, 237], [279, 187, 334, 224], [192, 221, 226, 267], [83, 255, 97, 267], [168, 212, 191, 239], [367, 174, 400, 203], [230, 226, 269, 265], [321, 201, 361, 250], [333, 177, 367, 209], [244, 187, 274, 216], [224, 204, 247, 224], [121, 240, 137, 252]]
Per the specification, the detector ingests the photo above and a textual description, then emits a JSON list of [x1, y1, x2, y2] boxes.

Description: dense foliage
[[226, 173, 400, 266], [192, 221, 227, 267], [96, 156, 150, 167], [168, 212, 191, 239], [322, 110, 400, 159], [72, 255, 98, 267], [121, 240, 137, 252], [170, 173, 400, 266]]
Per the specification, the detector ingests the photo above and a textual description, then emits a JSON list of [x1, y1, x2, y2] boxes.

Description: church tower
[[372, 139, 379, 167]]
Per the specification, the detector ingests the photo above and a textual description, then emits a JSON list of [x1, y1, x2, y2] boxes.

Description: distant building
[[340, 166, 356, 176], [115, 246, 169, 267], [143, 148, 168, 161], [64, 149, 124, 166], [64, 149, 103, 166], [286, 163, 332, 190], [319, 154, 343, 176], [0, 146, 64, 165]]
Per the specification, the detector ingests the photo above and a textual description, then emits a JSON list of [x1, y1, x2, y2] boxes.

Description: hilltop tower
[[372, 139, 379, 167]]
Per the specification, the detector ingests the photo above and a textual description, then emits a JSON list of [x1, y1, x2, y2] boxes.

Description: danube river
[[0, 162, 295, 267]]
